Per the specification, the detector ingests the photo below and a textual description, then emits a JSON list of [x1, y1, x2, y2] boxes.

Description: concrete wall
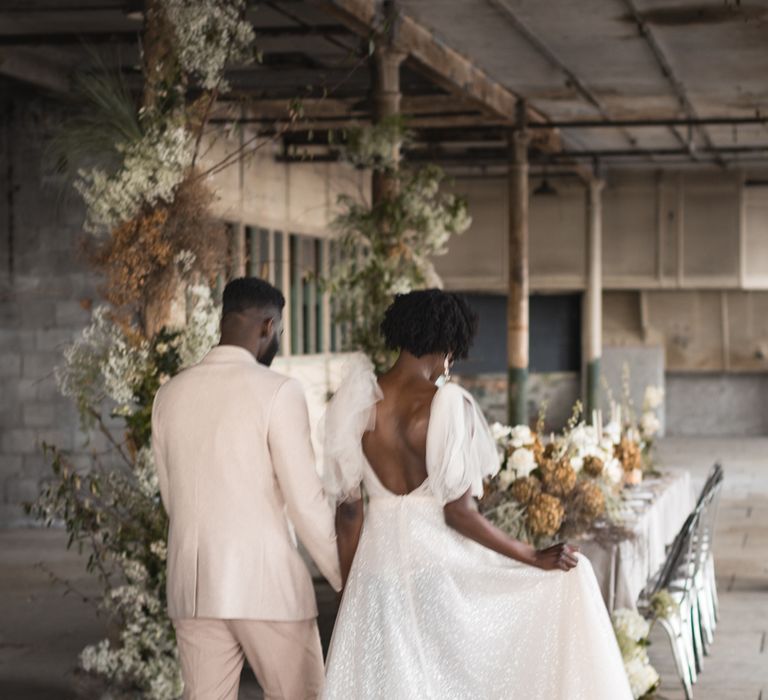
[[666, 374, 768, 437], [0, 93, 97, 526], [437, 172, 768, 375]]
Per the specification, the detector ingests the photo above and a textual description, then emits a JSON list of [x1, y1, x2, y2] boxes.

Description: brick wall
[[0, 89, 99, 526]]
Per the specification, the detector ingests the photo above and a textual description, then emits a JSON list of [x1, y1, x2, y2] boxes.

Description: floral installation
[[323, 119, 471, 372], [164, 0, 255, 91], [29, 285, 221, 699], [27, 1, 251, 696], [612, 608, 660, 699], [75, 122, 194, 235]]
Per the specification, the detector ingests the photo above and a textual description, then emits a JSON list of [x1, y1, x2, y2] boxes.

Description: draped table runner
[[579, 470, 696, 611]]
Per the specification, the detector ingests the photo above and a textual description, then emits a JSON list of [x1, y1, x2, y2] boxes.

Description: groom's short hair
[[222, 277, 285, 317]]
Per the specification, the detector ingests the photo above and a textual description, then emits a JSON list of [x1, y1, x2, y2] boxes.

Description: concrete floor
[[648, 438, 768, 700], [0, 437, 765, 699]]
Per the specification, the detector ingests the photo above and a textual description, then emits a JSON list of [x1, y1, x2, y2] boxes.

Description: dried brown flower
[[541, 459, 577, 498], [615, 437, 642, 472], [538, 456, 556, 474], [542, 442, 557, 460], [527, 492, 564, 538], [84, 176, 226, 335], [583, 455, 604, 477], [511, 476, 541, 505], [564, 480, 606, 534]]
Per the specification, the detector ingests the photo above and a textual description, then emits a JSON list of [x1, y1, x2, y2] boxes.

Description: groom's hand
[[533, 543, 579, 571]]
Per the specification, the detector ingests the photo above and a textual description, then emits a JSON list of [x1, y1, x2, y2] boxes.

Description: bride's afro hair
[[381, 289, 478, 360]]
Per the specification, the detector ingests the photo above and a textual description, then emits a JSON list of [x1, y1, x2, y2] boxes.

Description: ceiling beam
[[306, 0, 549, 127], [253, 24, 352, 37], [485, 0, 708, 162], [0, 32, 138, 46], [529, 116, 768, 129], [620, 0, 724, 167], [0, 48, 70, 92]]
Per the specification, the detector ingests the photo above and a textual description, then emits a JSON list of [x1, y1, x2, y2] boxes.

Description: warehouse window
[[221, 224, 339, 356]]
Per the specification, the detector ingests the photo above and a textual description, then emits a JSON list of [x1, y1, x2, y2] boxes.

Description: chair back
[[655, 509, 700, 593]]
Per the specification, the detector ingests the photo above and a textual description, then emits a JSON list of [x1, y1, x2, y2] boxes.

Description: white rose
[[643, 385, 664, 410], [640, 411, 660, 438], [510, 425, 533, 448], [491, 422, 513, 443], [603, 420, 621, 445], [571, 456, 584, 473], [568, 423, 599, 453], [510, 447, 536, 477], [498, 469, 516, 491], [606, 458, 623, 485]]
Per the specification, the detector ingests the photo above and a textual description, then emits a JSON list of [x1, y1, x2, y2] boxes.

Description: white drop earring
[[443, 356, 452, 383]]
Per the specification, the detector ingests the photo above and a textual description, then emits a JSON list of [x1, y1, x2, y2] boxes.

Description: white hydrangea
[[164, 0, 255, 91], [509, 425, 534, 449], [625, 652, 660, 699], [76, 124, 193, 234], [612, 608, 659, 699], [612, 608, 650, 642], [510, 447, 536, 478]]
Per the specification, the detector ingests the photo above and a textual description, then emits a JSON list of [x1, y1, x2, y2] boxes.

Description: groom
[[152, 277, 341, 699]]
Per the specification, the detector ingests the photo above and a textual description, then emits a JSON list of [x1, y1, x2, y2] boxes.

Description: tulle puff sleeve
[[322, 354, 383, 504], [426, 383, 500, 505]]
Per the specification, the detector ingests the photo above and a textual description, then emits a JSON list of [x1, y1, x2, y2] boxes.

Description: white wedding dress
[[321, 356, 632, 700]]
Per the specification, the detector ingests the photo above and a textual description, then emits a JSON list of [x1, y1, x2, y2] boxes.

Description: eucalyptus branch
[[34, 562, 102, 608], [191, 85, 221, 168], [87, 408, 133, 470]]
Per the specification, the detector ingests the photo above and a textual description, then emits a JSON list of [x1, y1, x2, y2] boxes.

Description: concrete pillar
[[371, 43, 406, 205], [584, 177, 605, 418], [507, 129, 530, 426]]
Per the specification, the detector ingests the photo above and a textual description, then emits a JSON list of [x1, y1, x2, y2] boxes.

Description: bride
[[321, 289, 632, 699]]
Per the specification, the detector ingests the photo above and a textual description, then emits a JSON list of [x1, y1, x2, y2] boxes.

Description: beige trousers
[[173, 618, 325, 700]]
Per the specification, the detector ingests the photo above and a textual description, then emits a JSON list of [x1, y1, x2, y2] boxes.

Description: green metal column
[[507, 122, 530, 426]]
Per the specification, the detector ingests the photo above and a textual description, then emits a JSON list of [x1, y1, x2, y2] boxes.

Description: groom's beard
[[259, 334, 280, 367]]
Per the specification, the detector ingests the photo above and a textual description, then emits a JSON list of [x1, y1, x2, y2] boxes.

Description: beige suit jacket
[[151, 345, 341, 621]]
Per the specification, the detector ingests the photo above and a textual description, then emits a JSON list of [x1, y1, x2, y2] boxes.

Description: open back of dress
[[321, 355, 632, 700]]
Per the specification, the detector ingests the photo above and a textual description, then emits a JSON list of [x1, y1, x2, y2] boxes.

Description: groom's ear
[[262, 316, 275, 338]]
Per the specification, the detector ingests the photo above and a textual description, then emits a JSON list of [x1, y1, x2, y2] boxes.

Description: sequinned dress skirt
[[322, 494, 633, 700]]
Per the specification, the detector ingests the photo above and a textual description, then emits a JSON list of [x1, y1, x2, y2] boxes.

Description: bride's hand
[[532, 543, 579, 571]]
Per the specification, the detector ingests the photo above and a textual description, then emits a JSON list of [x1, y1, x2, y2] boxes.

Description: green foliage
[[48, 52, 141, 180], [324, 121, 471, 372], [125, 329, 184, 450]]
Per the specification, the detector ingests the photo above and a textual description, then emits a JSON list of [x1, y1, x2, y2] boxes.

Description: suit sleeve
[[268, 378, 343, 592], [151, 390, 170, 513]]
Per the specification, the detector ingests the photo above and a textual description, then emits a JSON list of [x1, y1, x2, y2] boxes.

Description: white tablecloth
[[580, 470, 696, 611]]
